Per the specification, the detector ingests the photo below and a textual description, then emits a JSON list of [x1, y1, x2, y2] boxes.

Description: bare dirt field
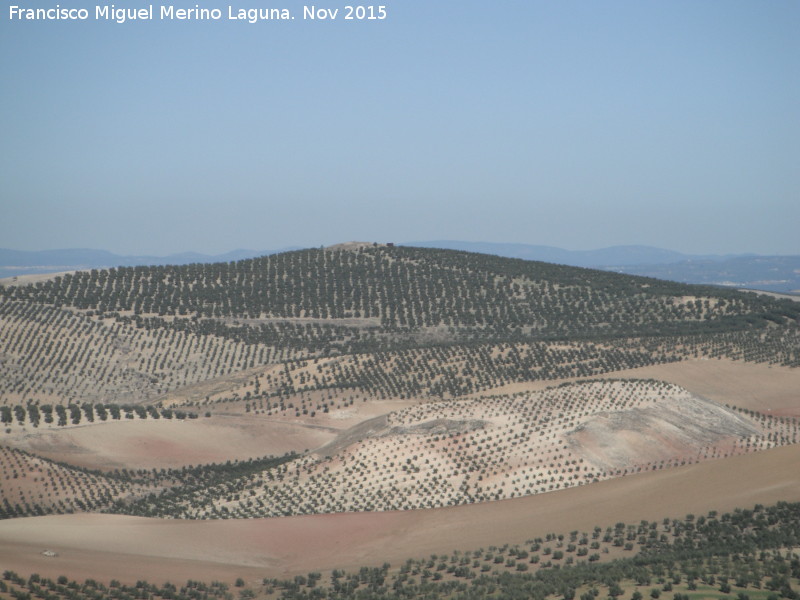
[[473, 358, 800, 416], [625, 358, 800, 415], [3, 399, 418, 471], [0, 271, 78, 287], [2, 442, 798, 585], [5, 417, 331, 471]]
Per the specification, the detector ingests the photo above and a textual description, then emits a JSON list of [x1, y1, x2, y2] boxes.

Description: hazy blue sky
[[2, 1, 798, 255]]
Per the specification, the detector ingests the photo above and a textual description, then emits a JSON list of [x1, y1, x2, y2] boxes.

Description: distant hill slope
[[2, 245, 798, 347], [0, 298, 296, 405], [408, 241, 800, 294]]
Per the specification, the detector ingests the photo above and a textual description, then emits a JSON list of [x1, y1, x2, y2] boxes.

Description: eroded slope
[[126, 379, 799, 519]]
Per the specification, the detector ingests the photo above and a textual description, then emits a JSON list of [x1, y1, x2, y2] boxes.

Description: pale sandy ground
[[1, 443, 798, 585], [473, 358, 800, 416], [627, 359, 800, 414], [0, 271, 78, 287], [4, 400, 418, 471], [6, 417, 332, 471], [741, 289, 800, 301]]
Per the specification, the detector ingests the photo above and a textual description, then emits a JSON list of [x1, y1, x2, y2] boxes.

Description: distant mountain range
[[403, 241, 743, 268], [1, 242, 798, 294], [607, 256, 800, 295], [0, 247, 299, 277], [406, 241, 800, 295]]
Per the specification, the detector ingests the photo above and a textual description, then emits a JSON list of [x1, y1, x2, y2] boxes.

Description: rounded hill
[[2, 246, 797, 351]]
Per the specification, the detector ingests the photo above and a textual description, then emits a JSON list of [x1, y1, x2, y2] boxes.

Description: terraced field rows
[[190, 328, 800, 417], [0, 299, 298, 405], [0, 446, 154, 518]]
